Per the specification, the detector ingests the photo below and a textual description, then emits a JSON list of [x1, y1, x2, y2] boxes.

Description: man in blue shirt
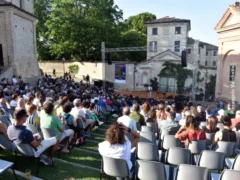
[[8, 109, 59, 165]]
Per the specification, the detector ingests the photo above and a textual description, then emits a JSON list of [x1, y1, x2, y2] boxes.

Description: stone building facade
[[135, 16, 218, 96], [215, 2, 240, 103], [0, 0, 40, 84]]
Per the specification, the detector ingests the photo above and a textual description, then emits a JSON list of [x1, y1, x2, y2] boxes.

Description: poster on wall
[[115, 64, 126, 84]]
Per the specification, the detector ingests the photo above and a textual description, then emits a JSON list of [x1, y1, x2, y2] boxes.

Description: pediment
[[215, 6, 240, 30], [151, 50, 181, 61]]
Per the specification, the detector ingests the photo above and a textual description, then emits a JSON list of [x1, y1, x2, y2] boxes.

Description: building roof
[[230, 3, 240, 12], [0, 0, 36, 18], [187, 37, 218, 50], [145, 16, 191, 27]]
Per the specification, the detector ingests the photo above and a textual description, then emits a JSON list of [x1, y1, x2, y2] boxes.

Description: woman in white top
[[98, 122, 140, 171], [10, 94, 18, 109]]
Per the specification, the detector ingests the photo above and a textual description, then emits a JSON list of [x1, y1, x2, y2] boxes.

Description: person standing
[[53, 69, 56, 77], [148, 85, 152, 99]]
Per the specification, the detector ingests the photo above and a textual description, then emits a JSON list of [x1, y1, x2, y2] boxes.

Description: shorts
[[33, 137, 57, 157], [60, 129, 74, 142], [84, 119, 95, 128]]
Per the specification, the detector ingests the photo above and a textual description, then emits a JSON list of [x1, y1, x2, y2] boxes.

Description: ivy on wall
[[158, 62, 192, 94], [197, 71, 204, 83]]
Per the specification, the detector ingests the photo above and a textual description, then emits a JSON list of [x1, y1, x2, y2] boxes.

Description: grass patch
[[0, 172, 26, 180], [80, 142, 99, 152], [57, 149, 101, 169], [89, 134, 105, 142]]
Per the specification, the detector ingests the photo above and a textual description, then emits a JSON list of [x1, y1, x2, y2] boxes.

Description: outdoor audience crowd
[[0, 74, 240, 178]]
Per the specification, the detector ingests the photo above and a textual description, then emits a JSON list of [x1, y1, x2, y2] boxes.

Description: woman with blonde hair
[[15, 98, 26, 111], [156, 103, 167, 120], [141, 102, 151, 121], [202, 116, 219, 133], [25, 96, 34, 110]]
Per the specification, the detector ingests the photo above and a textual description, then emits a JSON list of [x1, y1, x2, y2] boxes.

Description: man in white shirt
[[33, 91, 41, 106], [117, 106, 137, 131]]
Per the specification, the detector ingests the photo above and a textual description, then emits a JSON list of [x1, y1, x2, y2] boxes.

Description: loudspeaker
[[181, 50, 187, 67], [107, 53, 112, 65]]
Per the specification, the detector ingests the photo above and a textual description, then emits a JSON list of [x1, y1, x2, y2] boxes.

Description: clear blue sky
[[114, 0, 235, 45]]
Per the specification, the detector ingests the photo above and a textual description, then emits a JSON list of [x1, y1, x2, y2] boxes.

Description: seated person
[[175, 115, 206, 147], [98, 123, 140, 173], [158, 111, 180, 133], [8, 109, 59, 165], [202, 116, 219, 133], [213, 116, 237, 146], [40, 101, 74, 153], [130, 104, 145, 126]]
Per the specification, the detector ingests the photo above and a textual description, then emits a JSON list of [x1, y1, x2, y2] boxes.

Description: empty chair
[[213, 141, 236, 157], [141, 126, 153, 132], [16, 143, 42, 175], [160, 129, 170, 140], [175, 164, 210, 180], [100, 156, 131, 180], [217, 123, 224, 130], [137, 142, 159, 161], [219, 169, 240, 180], [0, 115, 11, 127], [146, 122, 158, 134], [231, 154, 240, 171], [136, 160, 166, 180], [205, 133, 215, 146], [162, 135, 182, 151], [188, 140, 206, 154], [198, 150, 225, 172], [140, 131, 156, 144], [166, 147, 191, 166]]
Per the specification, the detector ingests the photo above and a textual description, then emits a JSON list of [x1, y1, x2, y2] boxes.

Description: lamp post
[[62, 57, 65, 75]]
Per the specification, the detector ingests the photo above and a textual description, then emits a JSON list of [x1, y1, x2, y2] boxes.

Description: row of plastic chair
[[101, 153, 240, 180]]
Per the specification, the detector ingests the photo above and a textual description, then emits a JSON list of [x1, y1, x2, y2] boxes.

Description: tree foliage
[[69, 64, 79, 78], [150, 77, 159, 91], [126, 12, 156, 34], [159, 62, 192, 94]]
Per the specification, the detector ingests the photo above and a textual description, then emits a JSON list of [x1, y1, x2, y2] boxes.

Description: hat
[[217, 109, 224, 116]]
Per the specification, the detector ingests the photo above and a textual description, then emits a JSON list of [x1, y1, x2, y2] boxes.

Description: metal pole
[[101, 42, 106, 94]]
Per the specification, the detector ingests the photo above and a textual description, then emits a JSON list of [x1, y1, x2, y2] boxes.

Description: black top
[[221, 129, 237, 142], [202, 126, 219, 133]]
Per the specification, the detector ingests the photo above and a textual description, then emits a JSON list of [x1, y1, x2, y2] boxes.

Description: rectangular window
[[205, 61, 208, 66], [212, 61, 216, 66], [229, 65, 236, 82], [149, 41, 157, 52], [175, 27, 181, 34], [187, 49, 191, 54], [20, 0, 23, 9], [163, 27, 169, 35], [152, 28, 158, 35], [199, 48, 201, 54], [206, 51, 209, 56], [0, 44, 3, 66], [214, 51, 217, 56], [174, 41, 180, 52]]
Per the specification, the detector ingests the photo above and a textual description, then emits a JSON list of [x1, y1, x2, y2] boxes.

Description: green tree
[[69, 64, 79, 79], [45, 0, 123, 60], [150, 77, 159, 91], [205, 75, 216, 99], [126, 12, 156, 34]]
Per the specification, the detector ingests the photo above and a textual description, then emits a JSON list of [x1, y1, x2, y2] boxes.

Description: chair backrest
[[136, 160, 166, 180], [137, 142, 159, 161], [24, 123, 39, 134], [41, 127, 56, 139], [141, 126, 153, 133], [160, 129, 170, 140], [205, 133, 215, 146], [198, 150, 225, 171], [217, 123, 224, 130], [124, 132, 133, 141], [200, 122, 207, 128], [219, 169, 240, 180], [232, 154, 240, 171], [140, 132, 156, 144], [146, 122, 158, 134], [76, 118, 84, 129], [102, 156, 129, 178], [175, 164, 210, 180], [16, 143, 34, 157], [0, 115, 11, 127], [0, 133, 13, 150], [162, 135, 181, 151], [166, 147, 191, 166], [213, 141, 236, 157], [188, 140, 206, 154]]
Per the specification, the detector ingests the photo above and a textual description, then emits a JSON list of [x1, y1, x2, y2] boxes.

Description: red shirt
[[178, 129, 206, 147]]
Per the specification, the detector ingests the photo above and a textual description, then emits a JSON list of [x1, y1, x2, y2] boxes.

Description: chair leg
[[11, 168, 18, 180], [36, 158, 41, 176]]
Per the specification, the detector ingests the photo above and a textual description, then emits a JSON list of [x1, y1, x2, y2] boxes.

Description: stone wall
[[39, 61, 135, 90]]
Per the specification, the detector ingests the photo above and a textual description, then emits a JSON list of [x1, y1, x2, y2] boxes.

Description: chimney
[[235, 1, 240, 7]]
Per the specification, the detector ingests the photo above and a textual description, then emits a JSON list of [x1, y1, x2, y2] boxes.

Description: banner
[[115, 64, 126, 84]]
